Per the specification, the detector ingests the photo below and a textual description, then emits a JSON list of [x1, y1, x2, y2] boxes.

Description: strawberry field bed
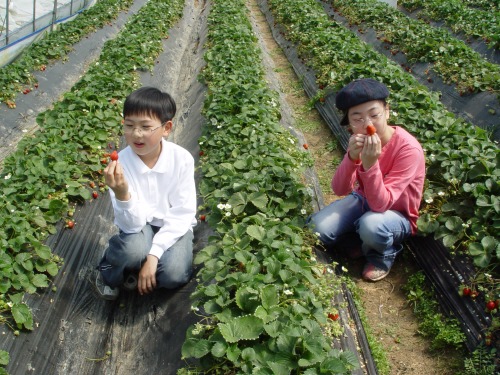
[[258, 0, 499, 358]]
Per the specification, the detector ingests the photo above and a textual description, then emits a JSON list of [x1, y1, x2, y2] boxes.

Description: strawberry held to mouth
[[366, 125, 376, 135]]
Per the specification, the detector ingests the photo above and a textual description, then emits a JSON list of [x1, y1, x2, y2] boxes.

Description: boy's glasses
[[350, 112, 384, 127], [123, 124, 163, 136]]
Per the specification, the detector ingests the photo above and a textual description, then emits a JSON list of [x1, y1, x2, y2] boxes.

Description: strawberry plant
[[399, 0, 499, 49], [329, 0, 500, 95], [0, 0, 134, 104], [0, 0, 184, 340], [179, 0, 359, 373]]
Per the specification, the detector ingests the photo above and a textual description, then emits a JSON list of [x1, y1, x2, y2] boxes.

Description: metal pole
[[33, 0, 36, 32], [51, 0, 58, 32], [5, 0, 10, 44]]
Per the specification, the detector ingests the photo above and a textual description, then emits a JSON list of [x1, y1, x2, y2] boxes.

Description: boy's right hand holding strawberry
[[104, 160, 130, 202]]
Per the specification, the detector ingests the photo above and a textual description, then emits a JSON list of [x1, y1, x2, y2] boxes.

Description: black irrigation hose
[[258, 0, 494, 357]]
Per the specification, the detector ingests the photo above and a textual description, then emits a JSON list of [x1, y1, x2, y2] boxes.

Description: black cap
[[336, 79, 390, 125]]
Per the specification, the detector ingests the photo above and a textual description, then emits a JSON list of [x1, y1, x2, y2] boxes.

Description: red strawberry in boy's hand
[[366, 125, 376, 135], [110, 150, 119, 161]]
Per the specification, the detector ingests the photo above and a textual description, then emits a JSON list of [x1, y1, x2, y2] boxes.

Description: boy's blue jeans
[[99, 225, 194, 289], [308, 192, 411, 271]]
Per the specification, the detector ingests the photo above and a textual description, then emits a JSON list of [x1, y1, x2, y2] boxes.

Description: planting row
[[0, 0, 134, 105], [178, 0, 360, 374], [0, 0, 184, 357], [399, 0, 499, 49], [329, 0, 500, 96]]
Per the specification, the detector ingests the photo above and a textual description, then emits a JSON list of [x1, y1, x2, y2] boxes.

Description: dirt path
[[246, 1, 460, 374]]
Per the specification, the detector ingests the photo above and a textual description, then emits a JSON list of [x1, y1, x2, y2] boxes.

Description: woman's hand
[[360, 133, 382, 169], [348, 133, 364, 162]]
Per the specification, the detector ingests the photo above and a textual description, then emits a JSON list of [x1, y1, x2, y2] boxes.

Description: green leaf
[[11, 302, 34, 330], [31, 274, 49, 288], [249, 192, 269, 211], [247, 225, 266, 242], [34, 244, 52, 260], [260, 284, 279, 309], [181, 338, 211, 359], [0, 350, 9, 366], [211, 341, 227, 358], [218, 315, 264, 343], [235, 287, 260, 313]]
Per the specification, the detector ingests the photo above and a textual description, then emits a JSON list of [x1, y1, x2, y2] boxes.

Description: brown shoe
[[362, 263, 390, 282]]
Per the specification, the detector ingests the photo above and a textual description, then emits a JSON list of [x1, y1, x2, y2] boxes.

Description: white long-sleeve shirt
[[109, 139, 197, 259]]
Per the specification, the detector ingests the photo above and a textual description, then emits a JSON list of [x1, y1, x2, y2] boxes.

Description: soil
[[246, 1, 463, 374]]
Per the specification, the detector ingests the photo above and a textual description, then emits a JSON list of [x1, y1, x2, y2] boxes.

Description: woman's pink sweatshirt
[[332, 126, 426, 234]]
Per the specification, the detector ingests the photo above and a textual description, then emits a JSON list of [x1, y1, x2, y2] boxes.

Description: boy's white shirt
[[109, 139, 197, 259]]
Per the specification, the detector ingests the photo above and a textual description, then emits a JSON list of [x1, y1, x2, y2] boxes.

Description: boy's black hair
[[123, 87, 176, 124]]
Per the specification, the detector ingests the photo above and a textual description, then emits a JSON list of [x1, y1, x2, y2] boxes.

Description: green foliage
[[330, 0, 500, 94], [267, 0, 500, 274], [0, 0, 184, 338], [0, 0, 134, 104], [403, 272, 466, 350], [461, 344, 497, 375], [399, 0, 499, 49], [180, 0, 359, 373]]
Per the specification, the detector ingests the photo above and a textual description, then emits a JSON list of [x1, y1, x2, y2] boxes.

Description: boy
[[93, 87, 197, 300], [308, 78, 425, 281]]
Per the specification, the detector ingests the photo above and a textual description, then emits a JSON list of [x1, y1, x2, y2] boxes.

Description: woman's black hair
[[123, 87, 176, 123]]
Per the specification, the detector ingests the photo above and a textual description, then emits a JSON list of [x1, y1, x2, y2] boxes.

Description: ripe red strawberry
[[200, 214, 206, 221], [486, 301, 496, 311], [110, 150, 119, 161], [462, 287, 471, 296], [66, 220, 75, 229], [92, 191, 98, 199], [328, 313, 339, 321], [199, 151, 204, 156], [366, 125, 376, 135], [303, 144, 309, 150]]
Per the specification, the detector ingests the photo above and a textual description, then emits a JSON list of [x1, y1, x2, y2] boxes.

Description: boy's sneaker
[[91, 270, 119, 300], [362, 263, 390, 282], [123, 273, 138, 291]]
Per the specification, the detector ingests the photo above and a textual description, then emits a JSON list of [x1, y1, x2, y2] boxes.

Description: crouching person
[[92, 87, 197, 300], [308, 78, 425, 282]]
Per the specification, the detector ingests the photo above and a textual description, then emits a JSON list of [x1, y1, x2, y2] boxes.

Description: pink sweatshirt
[[332, 126, 425, 234]]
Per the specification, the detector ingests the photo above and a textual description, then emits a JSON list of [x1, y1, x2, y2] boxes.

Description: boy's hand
[[138, 255, 158, 295], [103, 160, 130, 201]]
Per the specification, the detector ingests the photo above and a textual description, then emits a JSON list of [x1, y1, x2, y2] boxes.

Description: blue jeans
[[99, 225, 194, 289], [308, 192, 411, 271]]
